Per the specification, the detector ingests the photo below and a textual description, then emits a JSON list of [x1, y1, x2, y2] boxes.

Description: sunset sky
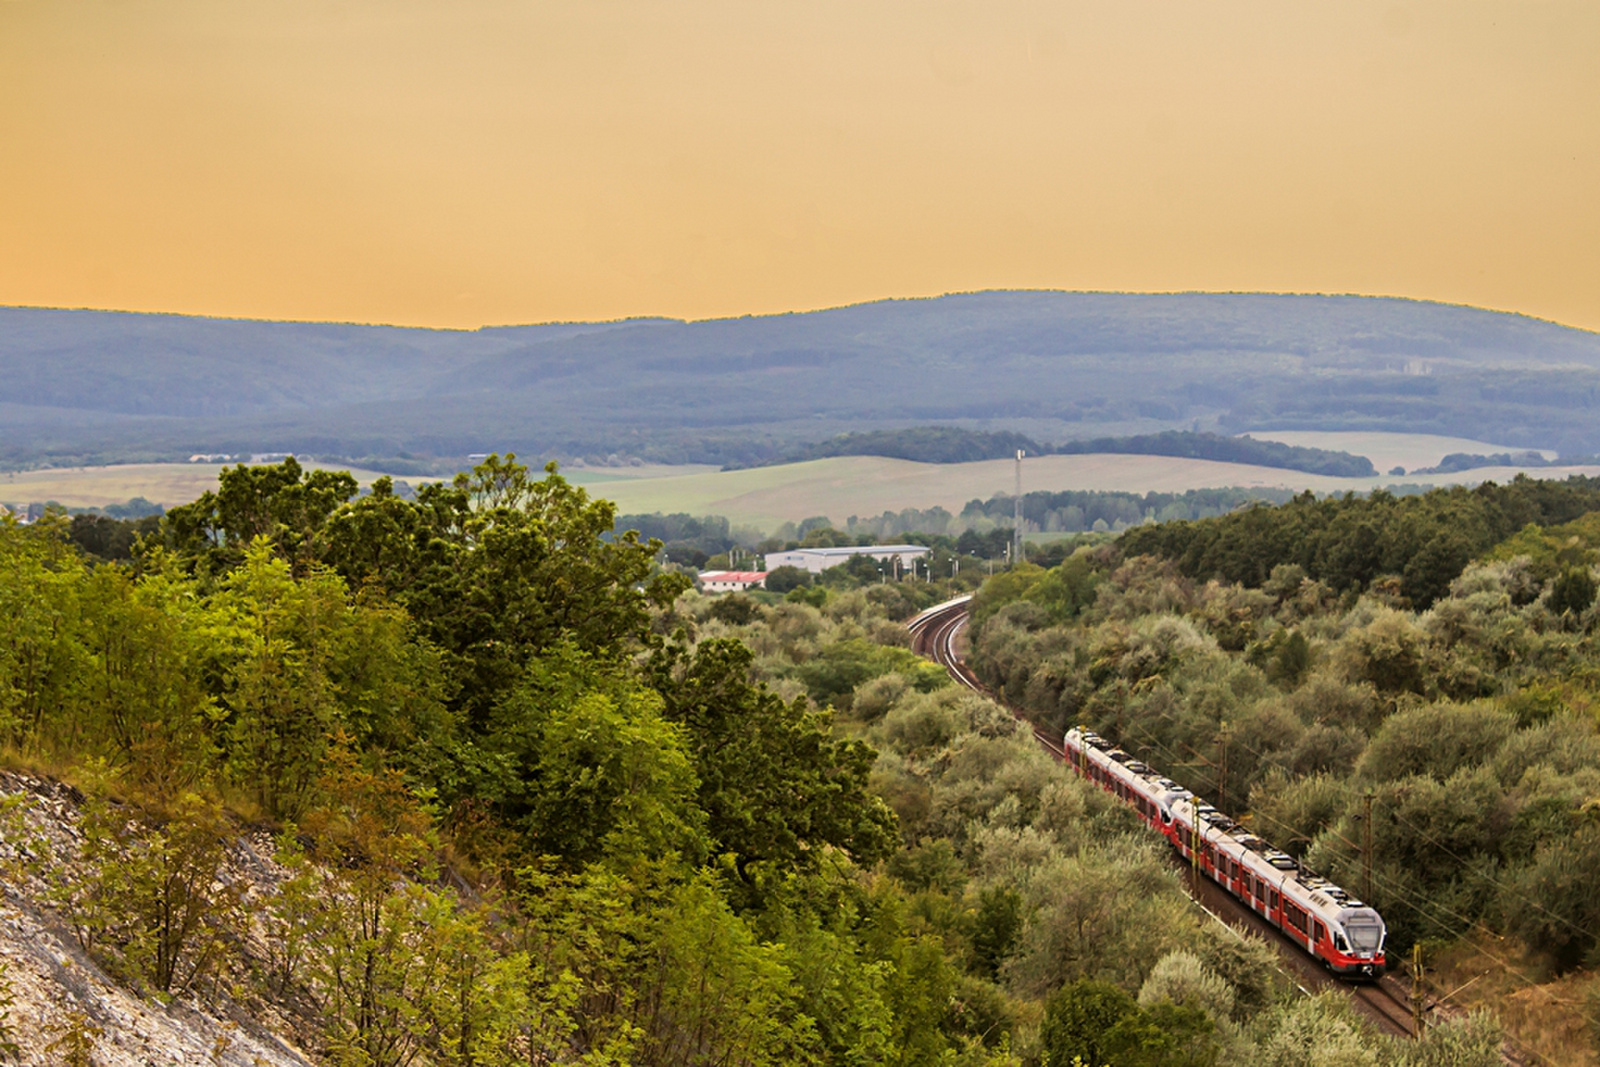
[[2, 0, 1596, 331]]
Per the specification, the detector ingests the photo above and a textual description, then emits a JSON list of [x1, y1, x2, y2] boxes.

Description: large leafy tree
[[322, 455, 687, 727], [645, 638, 897, 891], [164, 457, 359, 575], [483, 647, 707, 870]]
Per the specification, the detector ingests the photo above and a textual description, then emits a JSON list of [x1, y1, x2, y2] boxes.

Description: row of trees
[[1119, 476, 1600, 608]]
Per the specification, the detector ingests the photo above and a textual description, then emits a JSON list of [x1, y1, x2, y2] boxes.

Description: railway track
[[906, 596, 1426, 1041]]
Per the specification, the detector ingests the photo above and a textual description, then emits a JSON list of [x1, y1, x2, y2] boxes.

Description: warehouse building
[[764, 544, 930, 575]]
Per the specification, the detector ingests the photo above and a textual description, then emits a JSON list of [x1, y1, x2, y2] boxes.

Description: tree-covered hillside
[[750, 427, 1375, 477], [6, 291, 1600, 468], [966, 477, 1600, 1063]]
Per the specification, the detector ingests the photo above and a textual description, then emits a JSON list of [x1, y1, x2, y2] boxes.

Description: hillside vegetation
[[0, 456, 1512, 1065], [967, 476, 1600, 1063], [6, 291, 1600, 469]]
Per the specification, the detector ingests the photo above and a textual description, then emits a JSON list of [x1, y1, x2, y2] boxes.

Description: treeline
[[1120, 475, 1600, 609], [963, 487, 1600, 1061], [1412, 451, 1553, 475], [963, 486, 1298, 537], [1051, 431, 1377, 477], [738, 426, 1375, 477], [613, 488, 1296, 560], [763, 427, 1041, 467]]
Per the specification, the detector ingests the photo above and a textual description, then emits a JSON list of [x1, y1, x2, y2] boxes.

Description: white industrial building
[[764, 544, 931, 575]]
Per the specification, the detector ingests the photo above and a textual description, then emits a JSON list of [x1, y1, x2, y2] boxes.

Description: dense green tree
[[74, 564, 216, 799], [67, 512, 161, 562], [325, 455, 687, 728], [1121, 477, 1600, 608], [764, 565, 812, 594], [1548, 565, 1598, 617], [484, 648, 706, 869], [647, 638, 898, 890], [1500, 822, 1600, 971], [164, 457, 359, 574], [1040, 979, 1138, 1067]]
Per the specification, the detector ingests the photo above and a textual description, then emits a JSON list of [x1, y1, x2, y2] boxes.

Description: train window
[[1314, 921, 1326, 945], [1270, 890, 1279, 909]]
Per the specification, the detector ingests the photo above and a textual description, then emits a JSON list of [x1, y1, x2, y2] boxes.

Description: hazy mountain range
[[5, 291, 1599, 471]]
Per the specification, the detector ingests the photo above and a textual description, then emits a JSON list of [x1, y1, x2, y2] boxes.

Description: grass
[[1430, 933, 1598, 1066]]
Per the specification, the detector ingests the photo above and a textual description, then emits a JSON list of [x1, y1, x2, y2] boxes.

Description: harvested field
[[7, 449, 1597, 533]]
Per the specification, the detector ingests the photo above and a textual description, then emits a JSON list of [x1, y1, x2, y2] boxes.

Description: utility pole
[[1217, 722, 1230, 811], [1362, 792, 1374, 904], [1014, 449, 1025, 569], [1410, 943, 1428, 1035]]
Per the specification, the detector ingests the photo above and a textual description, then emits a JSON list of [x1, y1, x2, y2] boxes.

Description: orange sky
[[1, 0, 1596, 331]]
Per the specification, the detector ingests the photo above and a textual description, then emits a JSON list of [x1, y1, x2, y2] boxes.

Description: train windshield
[[1344, 921, 1384, 953]]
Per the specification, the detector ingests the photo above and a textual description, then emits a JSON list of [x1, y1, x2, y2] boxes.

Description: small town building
[[697, 570, 769, 593], [764, 544, 931, 575]]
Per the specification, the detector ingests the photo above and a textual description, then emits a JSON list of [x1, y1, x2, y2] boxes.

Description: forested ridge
[[969, 476, 1600, 1064], [744, 428, 1375, 478], [0, 456, 1512, 1065], [8, 291, 1600, 469]]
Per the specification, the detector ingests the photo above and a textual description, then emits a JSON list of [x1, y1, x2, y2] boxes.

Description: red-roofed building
[[697, 570, 768, 593]]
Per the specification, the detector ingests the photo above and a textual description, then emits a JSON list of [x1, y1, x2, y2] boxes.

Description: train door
[[1313, 920, 1327, 959]]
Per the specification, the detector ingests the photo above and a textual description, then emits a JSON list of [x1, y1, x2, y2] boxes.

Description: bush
[[764, 565, 812, 593], [1548, 566, 1598, 617]]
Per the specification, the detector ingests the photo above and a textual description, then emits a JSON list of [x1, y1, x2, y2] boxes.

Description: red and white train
[[1059, 727, 1387, 979]]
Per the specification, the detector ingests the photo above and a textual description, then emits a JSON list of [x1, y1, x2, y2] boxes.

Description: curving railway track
[[906, 595, 1430, 1041]]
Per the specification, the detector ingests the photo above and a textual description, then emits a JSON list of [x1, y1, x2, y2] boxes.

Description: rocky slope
[[0, 773, 311, 1066]]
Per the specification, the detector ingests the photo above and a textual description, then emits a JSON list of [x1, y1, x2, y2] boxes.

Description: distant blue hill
[[3, 292, 1598, 469]]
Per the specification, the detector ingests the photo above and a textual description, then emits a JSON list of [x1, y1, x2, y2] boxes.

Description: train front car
[[1291, 875, 1388, 979], [1324, 901, 1388, 979]]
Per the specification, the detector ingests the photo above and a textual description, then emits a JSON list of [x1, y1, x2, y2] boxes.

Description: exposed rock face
[[0, 774, 312, 1066]]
